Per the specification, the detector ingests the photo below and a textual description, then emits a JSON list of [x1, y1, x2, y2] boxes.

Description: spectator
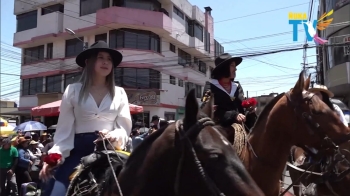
[[15, 137, 32, 195], [0, 138, 19, 196]]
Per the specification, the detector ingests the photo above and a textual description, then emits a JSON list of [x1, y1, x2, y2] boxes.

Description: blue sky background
[[0, 0, 318, 102]]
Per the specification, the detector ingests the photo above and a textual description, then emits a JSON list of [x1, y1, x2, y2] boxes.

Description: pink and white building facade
[[13, 0, 224, 125]]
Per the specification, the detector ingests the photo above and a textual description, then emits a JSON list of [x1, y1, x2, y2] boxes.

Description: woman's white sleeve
[[334, 104, 348, 127], [48, 84, 75, 158], [109, 88, 132, 150]]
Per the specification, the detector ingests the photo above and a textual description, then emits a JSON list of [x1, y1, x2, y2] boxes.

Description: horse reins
[[174, 118, 226, 196]]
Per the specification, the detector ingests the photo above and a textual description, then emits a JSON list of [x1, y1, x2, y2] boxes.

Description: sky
[[0, 0, 318, 102]]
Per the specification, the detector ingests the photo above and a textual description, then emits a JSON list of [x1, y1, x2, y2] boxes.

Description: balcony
[[14, 12, 63, 47], [96, 6, 172, 35], [326, 62, 350, 96], [14, 0, 64, 15]]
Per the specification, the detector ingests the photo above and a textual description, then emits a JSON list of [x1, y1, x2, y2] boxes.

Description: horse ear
[[292, 70, 305, 95], [183, 88, 198, 131], [304, 74, 311, 90], [201, 93, 214, 119]]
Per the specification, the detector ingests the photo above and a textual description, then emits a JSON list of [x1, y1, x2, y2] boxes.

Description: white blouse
[[333, 104, 349, 127], [48, 83, 132, 158]]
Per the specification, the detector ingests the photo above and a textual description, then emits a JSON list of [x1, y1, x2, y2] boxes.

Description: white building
[[13, 0, 224, 126]]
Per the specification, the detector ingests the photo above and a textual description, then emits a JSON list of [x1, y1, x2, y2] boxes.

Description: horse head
[[180, 89, 264, 196], [287, 71, 350, 149]]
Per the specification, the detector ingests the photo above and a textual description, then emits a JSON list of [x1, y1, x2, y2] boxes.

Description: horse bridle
[[174, 118, 226, 196], [283, 91, 350, 195], [285, 91, 342, 151]]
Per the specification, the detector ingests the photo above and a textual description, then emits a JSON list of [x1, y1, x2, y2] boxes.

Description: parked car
[[331, 98, 350, 126]]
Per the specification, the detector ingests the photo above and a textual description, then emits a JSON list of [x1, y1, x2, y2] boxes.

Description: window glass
[[46, 75, 62, 93], [42, 4, 64, 15], [65, 38, 84, 57], [24, 45, 44, 64], [17, 10, 37, 32], [80, 0, 109, 16], [109, 29, 160, 52]]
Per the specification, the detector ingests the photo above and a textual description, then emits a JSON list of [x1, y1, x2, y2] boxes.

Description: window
[[327, 27, 350, 68], [178, 79, 183, 87], [194, 22, 203, 41], [214, 39, 224, 57], [170, 76, 176, 85], [64, 72, 82, 89], [22, 77, 43, 96], [185, 17, 194, 37], [46, 75, 62, 93], [42, 4, 64, 15], [24, 45, 44, 64], [109, 29, 160, 53], [178, 49, 191, 66], [65, 38, 84, 57], [47, 43, 53, 59], [170, 43, 176, 53], [195, 85, 202, 98], [95, 33, 107, 42], [17, 10, 37, 32], [164, 112, 175, 121], [132, 111, 150, 128], [114, 68, 161, 89], [80, 0, 109, 16], [198, 61, 207, 74], [124, 0, 161, 11], [185, 82, 195, 95], [173, 6, 184, 19]]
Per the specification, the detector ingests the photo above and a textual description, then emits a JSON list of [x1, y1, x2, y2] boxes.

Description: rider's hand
[[95, 129, 117, 142], [39, 159, 62, 182], [29, 160, 33, 165], [236, 114, 246, 123]]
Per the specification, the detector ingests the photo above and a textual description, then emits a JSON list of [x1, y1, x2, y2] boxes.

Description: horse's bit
[[174, 118, 226, 196]]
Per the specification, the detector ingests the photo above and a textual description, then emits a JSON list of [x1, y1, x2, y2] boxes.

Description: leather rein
[[174, 118, 226, 196]]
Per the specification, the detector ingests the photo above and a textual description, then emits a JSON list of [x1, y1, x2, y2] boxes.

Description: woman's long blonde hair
[[78, 53, 116, 103]]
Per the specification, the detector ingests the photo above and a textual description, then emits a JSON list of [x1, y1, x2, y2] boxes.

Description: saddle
[[66, 150, 129, 196]]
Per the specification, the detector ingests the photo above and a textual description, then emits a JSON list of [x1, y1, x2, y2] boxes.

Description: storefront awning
[[31, 100, 144, 116]]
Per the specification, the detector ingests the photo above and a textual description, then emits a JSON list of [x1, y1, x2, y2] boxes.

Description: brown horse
[[104, 89, 264, 196], [202, 71, 350, 196], [289, 143, 350, 196]]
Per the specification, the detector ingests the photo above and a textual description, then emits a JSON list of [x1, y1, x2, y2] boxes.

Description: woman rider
[[201, 53, 257, 131], [39, 41, 132, 195]]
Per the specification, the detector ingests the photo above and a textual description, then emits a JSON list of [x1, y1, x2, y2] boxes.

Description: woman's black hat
[[76, 41, 123, 67], [211, 53, 243, 76]]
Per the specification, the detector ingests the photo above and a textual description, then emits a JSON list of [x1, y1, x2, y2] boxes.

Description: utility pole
[[302, 43, 309, 71]]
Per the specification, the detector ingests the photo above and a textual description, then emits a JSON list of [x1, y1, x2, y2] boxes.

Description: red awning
[[31, 100, 143, 116]]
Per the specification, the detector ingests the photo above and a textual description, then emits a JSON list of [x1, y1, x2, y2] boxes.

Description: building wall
[[318, 0, 350, 106], [14, 0, 220, 114]]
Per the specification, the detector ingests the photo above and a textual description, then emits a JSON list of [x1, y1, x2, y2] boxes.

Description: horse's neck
[[245, 110, 293, 194]]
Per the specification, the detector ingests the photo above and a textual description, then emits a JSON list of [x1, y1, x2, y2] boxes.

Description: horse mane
[[252, 93, 285, 132]]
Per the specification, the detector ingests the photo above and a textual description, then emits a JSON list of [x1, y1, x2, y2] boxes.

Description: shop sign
[[126, 91, 160, 106]]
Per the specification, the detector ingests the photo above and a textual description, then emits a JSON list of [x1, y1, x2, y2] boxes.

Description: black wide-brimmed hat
[[212, 53, 243, 76], [76, 41, 123, 67], [151, 115, 160, 122]]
